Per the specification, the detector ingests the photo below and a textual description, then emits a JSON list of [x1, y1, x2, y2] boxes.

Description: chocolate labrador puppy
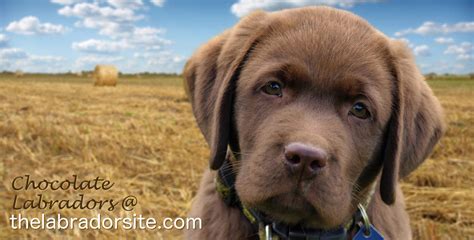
[[183, 6, 444, 240]]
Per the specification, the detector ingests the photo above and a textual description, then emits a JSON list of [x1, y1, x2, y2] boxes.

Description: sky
[[0, 0, 473, 74]]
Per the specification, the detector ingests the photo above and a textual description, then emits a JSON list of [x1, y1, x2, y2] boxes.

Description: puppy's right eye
[[349, 102, 371, 119], [262, 81, 283, 97]]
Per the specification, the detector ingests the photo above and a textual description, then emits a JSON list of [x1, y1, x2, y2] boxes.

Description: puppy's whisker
[[230, 151, 254, 157], [219, 165, 240, 175], [341, 179, 367, 206]]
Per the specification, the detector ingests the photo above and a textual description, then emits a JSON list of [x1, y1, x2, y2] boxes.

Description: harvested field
[[0, 74, 472, 239]]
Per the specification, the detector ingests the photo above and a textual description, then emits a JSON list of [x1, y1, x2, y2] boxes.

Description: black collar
[[215, 156, 375, 240]]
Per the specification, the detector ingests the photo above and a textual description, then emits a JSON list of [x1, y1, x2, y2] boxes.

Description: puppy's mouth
[[250, 191, 329, 227], [235, 150, 354, 229]]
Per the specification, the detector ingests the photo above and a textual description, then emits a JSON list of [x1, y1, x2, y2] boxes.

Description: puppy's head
[[185, 7, 444, 229]]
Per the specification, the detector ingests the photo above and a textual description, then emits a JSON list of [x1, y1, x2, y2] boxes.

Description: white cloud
[[75, 55, 125, 68], [77, 18, 134, 38], [413, 44, 430, 57], [17, 55, 66, 72], [72, 39, 130, 53], [0, 48, 66, 72], [146, 51, 184, 65], [150, 0, 165, 7], [133, 26, 165, 36], [458, 55, 472, 61], [71, 25, 170, 54], [50, 0, 82, 5], [231, 0, 379, 17], [434, 37, 454, 44], [59, 2, 145, 39], [58, 1, 143, 38], [444, 42, 472, 54], [143, 50, 186, 73], [453, 63, 465, 70], [107, 0, 144, 10], [28, 55, 65, 63], [59, 2, 143, 22], [444, 42, 473, 61], [0, 34, 8, 48], [51, 0, 179, 73], [0, 48, 28, 59], [6, 16, 67, 35], [131, 50, 186, 73], [128, 27, 170, 48], [395, 21, 474, 36], [133, 52, 153, 58]]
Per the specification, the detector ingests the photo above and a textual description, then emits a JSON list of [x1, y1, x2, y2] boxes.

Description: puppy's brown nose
[[284, 143, 328, 178]]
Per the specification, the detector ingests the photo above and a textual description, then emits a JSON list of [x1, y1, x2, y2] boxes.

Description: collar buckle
[[264, 224, 273, 240], [357, 203, 371, 237]]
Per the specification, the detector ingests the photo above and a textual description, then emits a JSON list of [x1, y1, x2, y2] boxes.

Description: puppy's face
[[233, 18, 393, 228], [186, 6, 443, 231]]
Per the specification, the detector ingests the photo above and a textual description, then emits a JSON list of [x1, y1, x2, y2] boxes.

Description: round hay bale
[[93, 65, 118, 86], [15, 70, 24, 78], [76, 71, 83, 77]]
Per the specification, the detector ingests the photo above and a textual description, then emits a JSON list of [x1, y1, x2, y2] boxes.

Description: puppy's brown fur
[[184, 7, 445, 239]]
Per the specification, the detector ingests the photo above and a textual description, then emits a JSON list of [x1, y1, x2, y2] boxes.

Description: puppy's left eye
[[349, 102, 370, 119], [262, 81, 283, 97]]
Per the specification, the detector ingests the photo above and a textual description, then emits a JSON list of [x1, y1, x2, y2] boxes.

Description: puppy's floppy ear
[[183, 11, 270, 170], [380, 40, 446, 204], [209, 11, 270, 170]]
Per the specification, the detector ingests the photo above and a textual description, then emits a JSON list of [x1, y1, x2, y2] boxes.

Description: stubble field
[[0, 74, 472, 239]]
